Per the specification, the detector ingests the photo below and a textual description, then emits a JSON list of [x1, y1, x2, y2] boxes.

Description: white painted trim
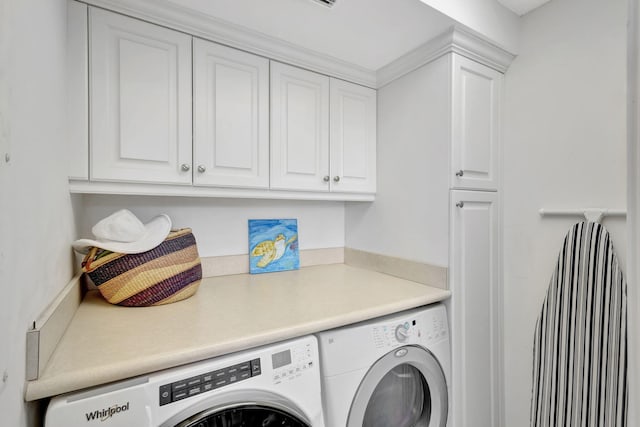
[[627, 0, 639, 423], [75, 2, 514, 90], [377, 26, 516, 88], [68, 179, 375, 201], [79, 0, 377, 88]]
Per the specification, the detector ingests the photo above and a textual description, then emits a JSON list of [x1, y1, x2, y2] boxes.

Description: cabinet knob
[[333, 176, 340, 183], [455, 170, 464, 177], [323, 175, 330, 182], [197, 165, 206, 173], [181, 164, 191, 172], [456, 201, 465, 208]]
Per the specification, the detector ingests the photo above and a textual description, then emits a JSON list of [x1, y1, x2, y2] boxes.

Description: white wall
[[345, 56, 450, 267], [0, 0, 77, 425], [628, 1, 640, 422], [76, 196, 345, 257], [420, 0, 521, 54], [502, 0, 627, 424]]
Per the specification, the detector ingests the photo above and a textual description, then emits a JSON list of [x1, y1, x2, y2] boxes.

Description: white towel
[[530, 222, 627, 427]]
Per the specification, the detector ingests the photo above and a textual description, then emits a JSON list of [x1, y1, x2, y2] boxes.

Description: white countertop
[[25, 264, 450, 401]]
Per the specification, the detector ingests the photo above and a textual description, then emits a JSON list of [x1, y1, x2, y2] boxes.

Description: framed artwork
[[248, 219, 299, 274]]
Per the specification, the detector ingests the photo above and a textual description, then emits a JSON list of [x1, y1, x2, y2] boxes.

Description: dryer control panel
[[372, 312, 448, 349]]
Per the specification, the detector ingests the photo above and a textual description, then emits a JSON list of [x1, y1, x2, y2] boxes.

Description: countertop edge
[[24, 290, 449, 401]]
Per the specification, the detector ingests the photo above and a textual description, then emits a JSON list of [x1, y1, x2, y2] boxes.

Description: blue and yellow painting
[[249, 219, 299, 274]]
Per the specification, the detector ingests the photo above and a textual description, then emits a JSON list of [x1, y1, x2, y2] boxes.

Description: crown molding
[[81, 0, 378, 88], [377, 26, 516, 88], [78, 1, 514, 89]]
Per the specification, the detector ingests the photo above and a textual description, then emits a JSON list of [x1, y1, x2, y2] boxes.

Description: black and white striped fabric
[[530, 221, 627, 427]]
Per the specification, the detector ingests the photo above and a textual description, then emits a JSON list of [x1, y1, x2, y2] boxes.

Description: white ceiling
[[497, 0, 551, 16], [165, 0, 457, 70]]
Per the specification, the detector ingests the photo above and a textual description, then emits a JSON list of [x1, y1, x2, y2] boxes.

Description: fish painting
[[248, 219, 299, 274]]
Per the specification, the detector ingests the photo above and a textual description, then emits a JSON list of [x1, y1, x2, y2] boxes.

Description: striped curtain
[[530, 222, 627, 427]]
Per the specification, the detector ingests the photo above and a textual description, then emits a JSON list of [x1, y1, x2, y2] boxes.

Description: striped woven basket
[[81, 228, 202, 307]]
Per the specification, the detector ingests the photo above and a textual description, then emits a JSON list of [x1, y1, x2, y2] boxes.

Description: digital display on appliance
[[271, 350, 292, 369]]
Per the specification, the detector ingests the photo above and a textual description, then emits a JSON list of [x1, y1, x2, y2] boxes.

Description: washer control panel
[[158, 358, 261, 406], [271, 341, 314, 385]]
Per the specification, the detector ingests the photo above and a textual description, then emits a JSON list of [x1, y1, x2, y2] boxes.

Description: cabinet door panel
[[449, 190, 501, 427], [67, 0, 88, 180], [89, 8, 192, 184], [193, 39, 269, 188], [451, 55, 502, 191], [270, 62, 329, 191], [330, 79, 376, 193]]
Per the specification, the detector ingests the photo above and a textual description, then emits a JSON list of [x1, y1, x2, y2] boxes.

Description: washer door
[[175, 403, 309, 427], [347, 345, 448, 427]]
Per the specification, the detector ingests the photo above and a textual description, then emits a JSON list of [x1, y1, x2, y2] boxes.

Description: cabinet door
[[329, 79, 376, 194], [449, 190, 501, 427], [67, 0, 88, 180], [451, 55, 502, 191], [193, 39, 269, 188], [89, 8, 192, 184], [270, 61, 329, 192]]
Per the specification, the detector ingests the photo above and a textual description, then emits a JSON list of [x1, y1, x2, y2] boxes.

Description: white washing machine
[[317, 303, 450, 427], [45, 335, 325, 427]]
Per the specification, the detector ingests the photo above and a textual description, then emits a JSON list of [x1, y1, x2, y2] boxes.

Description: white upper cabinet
[[451, 55, 502, 191], [89, 8, 192, 184], [193, 39, 269, 189], [270, 61, 377, 194], [330, 79, 377, 194], [270, 61, 330, 192], [67, 4, 377, 200]]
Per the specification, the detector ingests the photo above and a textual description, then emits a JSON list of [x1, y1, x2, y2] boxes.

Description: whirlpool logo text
[[85, 402, 130, 422]]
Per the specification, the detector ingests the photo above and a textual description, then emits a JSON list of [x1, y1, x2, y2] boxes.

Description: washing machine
[[316, 303, 450, 427], [45, 335, 325, 427]]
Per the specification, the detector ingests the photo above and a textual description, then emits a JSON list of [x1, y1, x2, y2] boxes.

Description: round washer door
[[175, 403, 310, 427], [347, 345, 448, 427]]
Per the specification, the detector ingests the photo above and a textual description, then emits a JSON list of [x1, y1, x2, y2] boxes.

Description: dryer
[[317, 304, 450, 427], [45, 335, 325, 427]]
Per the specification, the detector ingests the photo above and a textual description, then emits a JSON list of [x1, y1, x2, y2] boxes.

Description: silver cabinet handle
[[181, 164, 191, 172], [197, 165, 206, 173], [323, 176, 330, 182], [333, 176, 340, 182], [455, 170, 464, 177], [456, 201, 464, 208]]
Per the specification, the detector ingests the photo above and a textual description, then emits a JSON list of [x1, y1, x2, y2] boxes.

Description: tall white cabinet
[[357, 37, 510, 427], [449, 55, 504, 427]]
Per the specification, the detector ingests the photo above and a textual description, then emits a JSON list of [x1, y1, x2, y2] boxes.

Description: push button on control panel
[[159, 358, 262, 406]]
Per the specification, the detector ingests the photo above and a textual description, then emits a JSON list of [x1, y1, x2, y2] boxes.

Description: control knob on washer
[[395, 324, 410, 342]]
